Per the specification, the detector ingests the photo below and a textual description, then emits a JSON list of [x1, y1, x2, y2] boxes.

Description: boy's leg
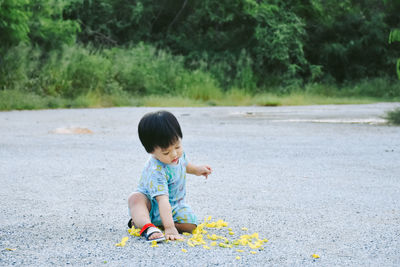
[[127, 192, 164, 240], [175, 223, 197, 233]]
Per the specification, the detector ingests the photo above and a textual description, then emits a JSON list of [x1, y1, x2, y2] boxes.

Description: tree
[[389, 29, 400, 79], [0, 0, 31, 47]]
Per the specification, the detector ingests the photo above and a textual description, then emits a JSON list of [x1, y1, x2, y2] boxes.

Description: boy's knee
[[128, 192, 149, 208], [128, 192, 139, 206]]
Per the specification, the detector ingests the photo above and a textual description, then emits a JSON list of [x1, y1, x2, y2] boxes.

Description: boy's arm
[[155, 195, 182, 240], [186, 162, 212, 179]]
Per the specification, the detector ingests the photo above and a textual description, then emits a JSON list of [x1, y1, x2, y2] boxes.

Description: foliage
[[28, 0, 80, 50], [389, 29, 400, 79], [1, 0, 400, 107], [0, 43, 223, 100], [0, 0, 31, 47], [385, 108, 400, 125]]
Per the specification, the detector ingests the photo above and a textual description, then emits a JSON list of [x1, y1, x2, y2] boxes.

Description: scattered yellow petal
[[187, 241, 195, 247], [182, 232, 191, 236], [251, 233, 259, 239], [229, 232, 235, 235], [203, 245, 211, 250], [182, 248, 188, 253], [241, 227, 248, 231], [218, 243, 232, 248], [262, 239, 269, 243], [151, 241, 157, 246], [206, 222, 216, 228], [249, 242, 262, 249], [5, 248, 16, 251], [312, 254, 320, 259], [236, 256, 241, 260], [228, 228, 232, 231], [115, 236, 129, 247], [128, 226, 141, 237], [210, 242, 217, 246], [250, 251, 257, 254], [236, 249, 244, 252], [207, 234, 218, 241]]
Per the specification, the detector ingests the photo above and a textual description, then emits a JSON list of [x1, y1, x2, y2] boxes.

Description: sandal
[[140, 223, 166, 243]]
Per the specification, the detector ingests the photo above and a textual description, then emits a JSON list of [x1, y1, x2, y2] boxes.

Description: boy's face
[[152, 138, 183, 165]]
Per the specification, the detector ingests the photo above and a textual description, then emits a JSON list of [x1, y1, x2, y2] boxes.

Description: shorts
[[128, 192, 198, 227], [149, 198, 198, 226]]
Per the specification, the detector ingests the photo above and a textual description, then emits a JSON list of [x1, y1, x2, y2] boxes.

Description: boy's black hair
[[138, 110, 183, 153]]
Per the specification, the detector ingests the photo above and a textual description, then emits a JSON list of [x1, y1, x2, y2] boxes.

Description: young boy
[[128, 110, 212, 242]]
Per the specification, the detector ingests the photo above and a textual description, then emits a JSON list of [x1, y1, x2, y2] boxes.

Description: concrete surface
[[1, 103, 400, 266]]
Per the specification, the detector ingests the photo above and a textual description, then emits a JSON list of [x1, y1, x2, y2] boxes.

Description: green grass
[[385, 108, 400, 125], [1, 88, 396, 111]]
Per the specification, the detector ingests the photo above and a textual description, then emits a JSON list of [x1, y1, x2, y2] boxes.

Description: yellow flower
[[236, 249, 244, 252], [182, 248, 188, 253], [151, 241, 157, 246], [182, 232, 191, 236], [207, 234, 218, 241], [228, 228, 232, 231], [251, 233, 259, 239], [128, 226, 140, 237], [250, 251, 257, 254], [229, 232, 235, 235], [206, 222, 217, 228], [248, 242, 263, 249], [215, 219, 228, 228], [115, 236, 129, 247], [241, 227, 248, 231], [312, 254, 320, 259], [187, 241, 195, 247], [219, 243, 228, 248], [236, 256, 241, 260], [210, 242, 217, 246], [203, 245, 211, 250]]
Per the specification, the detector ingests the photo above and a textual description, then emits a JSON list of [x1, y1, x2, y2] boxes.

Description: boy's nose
[[171, 150, 177, 158]]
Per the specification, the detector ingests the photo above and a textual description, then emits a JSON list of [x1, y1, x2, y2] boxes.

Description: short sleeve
[[148, 168, 169, 199], [181, 152, 189, 167]]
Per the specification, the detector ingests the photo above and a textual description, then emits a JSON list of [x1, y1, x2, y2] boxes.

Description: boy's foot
[[128, 220, 165, 242], [140, 223, 165, 243]]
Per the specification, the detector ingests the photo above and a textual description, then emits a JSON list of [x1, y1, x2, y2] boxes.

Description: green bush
[[342, 78, 400, 98], [385, 108, 400, 125], [108, 45, 187, 95], [179, 70, 222, 101], [0, 43, 40, 91], [0, 89, 49, 110]]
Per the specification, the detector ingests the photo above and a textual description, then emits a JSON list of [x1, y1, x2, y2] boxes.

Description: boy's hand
[[187, 163, 212, 178], [164, 226, 183, 241], [197, 165, 212, 179]]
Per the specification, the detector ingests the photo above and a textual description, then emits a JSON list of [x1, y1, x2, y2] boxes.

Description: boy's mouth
[[172, 158, 179, 164]]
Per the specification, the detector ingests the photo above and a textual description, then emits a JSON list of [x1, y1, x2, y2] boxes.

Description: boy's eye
[[175, 146, 181, 149], [162, 152, 169, 155]]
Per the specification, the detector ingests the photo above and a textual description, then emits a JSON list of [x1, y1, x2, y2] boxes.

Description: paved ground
[[0, 103, 399, 266]]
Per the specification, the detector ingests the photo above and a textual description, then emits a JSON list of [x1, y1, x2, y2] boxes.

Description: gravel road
[[1, 103, 400, 266]]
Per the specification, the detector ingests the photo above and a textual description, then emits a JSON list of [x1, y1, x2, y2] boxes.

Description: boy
[[128, 110, 212, 242]]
